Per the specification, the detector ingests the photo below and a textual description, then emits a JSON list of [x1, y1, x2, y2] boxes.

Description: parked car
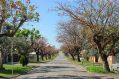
[[111, 63, 119, 71]]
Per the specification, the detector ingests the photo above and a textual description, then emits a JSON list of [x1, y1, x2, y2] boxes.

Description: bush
[[20, 55, 28, 66]]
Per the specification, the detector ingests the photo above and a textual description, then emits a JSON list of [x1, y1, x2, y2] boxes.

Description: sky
[[23, 0, 73, 49]]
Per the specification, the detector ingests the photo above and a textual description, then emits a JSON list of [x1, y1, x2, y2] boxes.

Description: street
[[14, 53, 118, 79]]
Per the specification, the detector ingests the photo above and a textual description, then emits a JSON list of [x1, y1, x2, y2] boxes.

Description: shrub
[[20, 55, 28, 66]]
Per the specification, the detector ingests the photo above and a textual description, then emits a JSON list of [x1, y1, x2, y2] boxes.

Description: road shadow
[[19, 75, 109, 79], [28, 65, 85, 74]]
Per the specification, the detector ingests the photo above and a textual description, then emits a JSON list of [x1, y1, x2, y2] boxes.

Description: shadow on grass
[[0, 76, 6, 78]]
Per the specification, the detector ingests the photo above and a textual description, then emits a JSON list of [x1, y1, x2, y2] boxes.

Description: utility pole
[[11, 37, 14, 75]]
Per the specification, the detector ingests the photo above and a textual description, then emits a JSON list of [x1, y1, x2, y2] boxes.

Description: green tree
[[16, 28, 41, 62], [30, 28, 41, 46]]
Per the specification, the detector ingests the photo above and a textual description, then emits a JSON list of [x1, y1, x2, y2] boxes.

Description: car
[[111, 63, 119, 72]]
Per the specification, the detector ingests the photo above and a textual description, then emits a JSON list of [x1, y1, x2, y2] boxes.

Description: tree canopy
[[0, 0, 39, 37], [57, 0, 119, 72]]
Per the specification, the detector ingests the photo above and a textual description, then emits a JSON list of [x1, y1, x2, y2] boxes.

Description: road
[[14, 53, 118, 79]]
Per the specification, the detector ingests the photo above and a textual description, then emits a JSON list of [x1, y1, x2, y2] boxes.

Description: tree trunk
[[45, 54, 48, 60], [0, 57, 4, 70], [36, 51, 40, 62], [48, 54, 51, 59], [41, 53, 44, 61], [86, 57, 89, 61], [0, 52, 4, 71], [101, 54, 110, 72], [77, 54, 81, 62], [75, 47, 80, 62], [93, 34, 110, 72], [36, 54, 39, 62], [95, 55, 98, 62], [98, 46, 110, 72], [70, 54, 75, 60]]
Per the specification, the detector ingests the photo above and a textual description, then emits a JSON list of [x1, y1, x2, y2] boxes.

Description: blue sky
[[23, 0, 72, 49]]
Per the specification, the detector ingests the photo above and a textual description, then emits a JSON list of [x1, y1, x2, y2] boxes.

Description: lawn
[[66, 56, 111, 73], [0, 64, 33, 78], [86, 64, 108, 73]]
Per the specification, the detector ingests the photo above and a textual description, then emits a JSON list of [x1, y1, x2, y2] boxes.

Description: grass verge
[[86, 64, 108, 73], [66, 56, 112, 73], [0, 64, 33, 78]]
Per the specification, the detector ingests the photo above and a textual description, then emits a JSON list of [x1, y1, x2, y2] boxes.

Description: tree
[[0, 28, 40, 70], [57, 0, 119, 71], [0, 0, 39, 70], [57, 20, 85, 62], [16, 28, 41, 46], [0, 0, 39, 37], [16, 29, 31, 38], [0, 37, 11, 70], [33, 37, 57, 62], [33, 37, 47, 61], [15, 28, 41, 63], [30, 28, 41, 46], [45, 45, 57, 59]]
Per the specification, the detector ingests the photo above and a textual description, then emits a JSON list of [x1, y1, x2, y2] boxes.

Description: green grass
[[0, 64, 33, 78], [86, 65, 108, 73], [66, 56, 110, 73]]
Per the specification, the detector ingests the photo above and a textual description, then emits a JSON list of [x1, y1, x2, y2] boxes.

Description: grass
[[66, 56, 111, 73], [0, 64, 33, 78], [86, 64, 108, 73]]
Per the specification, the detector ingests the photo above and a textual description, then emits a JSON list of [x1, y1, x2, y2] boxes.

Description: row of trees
[[33, 37, 58, 62], [57, 0, 119, 72]]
